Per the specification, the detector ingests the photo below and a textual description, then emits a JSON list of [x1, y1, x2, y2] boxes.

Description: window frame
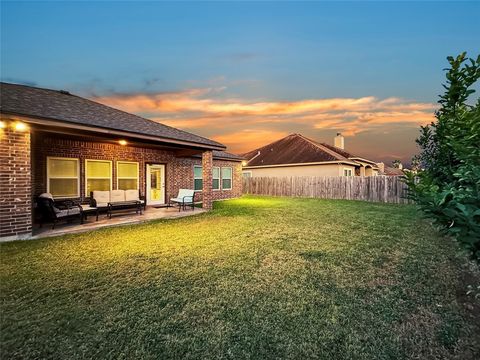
[[116, 161, 139, 190], [343, 168, 353, 177], [85, 159, 113, 195], [46, 156, 80, 199], [212, 166, 220, 191], [242, 171, 252, 179], [221, 166, 233, 190], [193, 165, 203, 192]]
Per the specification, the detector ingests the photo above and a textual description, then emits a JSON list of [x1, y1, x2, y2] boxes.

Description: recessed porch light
[[14, 122, 28, 132], [118, 139, 127, 146]]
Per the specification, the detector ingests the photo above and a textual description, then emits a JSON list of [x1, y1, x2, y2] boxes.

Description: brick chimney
[[334, 133, 344, 149]]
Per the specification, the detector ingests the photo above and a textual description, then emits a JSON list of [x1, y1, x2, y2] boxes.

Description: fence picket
[[242, 176, 411, 204]]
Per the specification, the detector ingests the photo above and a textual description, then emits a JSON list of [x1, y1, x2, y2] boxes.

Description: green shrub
[[405, 53, 480, 261]]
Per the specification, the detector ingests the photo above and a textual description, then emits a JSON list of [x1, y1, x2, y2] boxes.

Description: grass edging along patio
[[1, 196, 479, 359]]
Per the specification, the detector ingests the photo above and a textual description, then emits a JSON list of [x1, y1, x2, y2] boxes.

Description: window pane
[[49, 158, 77, 177], [194, 166, 202, 178], [49, 179, 78, 197], [212, 167, 220, 178], [222, 179, 232, 189], [222, 167, 232, 179], [87, 161, 110, 177], [194, 179, 203, 191], [87, 179, 110, 194], [118, 179, 138, 190], [213, 178, 220, 190], [118, 162, 138, 178]]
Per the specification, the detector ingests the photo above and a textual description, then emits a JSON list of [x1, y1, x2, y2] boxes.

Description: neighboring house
[[0, 82, 242, 240], [376, 162, 405, 176], [241, 133, 379, 178]]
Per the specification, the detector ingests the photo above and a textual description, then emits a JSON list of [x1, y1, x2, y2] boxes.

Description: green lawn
[[1, 196, 479, 359]]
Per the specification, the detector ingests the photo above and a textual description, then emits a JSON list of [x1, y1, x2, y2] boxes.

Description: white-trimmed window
[[221, 167, 233, 190], [47, 157, 79, 198], [117, 161, 139, 190], [343, 168, 353, 177], [194, 165, 203, 191], [212, 166, 220, 190], [86, 159, 112, 195]]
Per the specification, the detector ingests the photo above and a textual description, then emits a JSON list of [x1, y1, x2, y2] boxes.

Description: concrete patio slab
[[32, 206, 206, 239]]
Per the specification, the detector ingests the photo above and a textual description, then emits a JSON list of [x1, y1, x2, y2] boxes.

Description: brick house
[[0, 82, 243, 240]]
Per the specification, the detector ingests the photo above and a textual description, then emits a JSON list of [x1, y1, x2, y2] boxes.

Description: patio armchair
[[169, 189, 195, 211], [36, 193, 83, 229]]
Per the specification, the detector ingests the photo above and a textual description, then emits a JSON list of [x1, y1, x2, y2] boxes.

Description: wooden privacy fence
[[242, 176, 412, 204]]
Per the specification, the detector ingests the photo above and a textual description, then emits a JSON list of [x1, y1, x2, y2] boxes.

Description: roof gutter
[[1, 112, 226, 151], [349, 157, 379, 168]]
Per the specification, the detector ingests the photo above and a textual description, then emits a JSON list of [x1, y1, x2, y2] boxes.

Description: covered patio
[[32, 206, 206, 239]]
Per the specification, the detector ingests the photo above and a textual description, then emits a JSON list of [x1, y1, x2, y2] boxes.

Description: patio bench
[[168, 189, 195, 211], [37, 193, 83, 229], [90, 190, 145, 219]]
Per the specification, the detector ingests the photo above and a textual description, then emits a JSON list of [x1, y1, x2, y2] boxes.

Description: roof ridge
[[295, 134, 349, 161], [244, 133, 297, 156]]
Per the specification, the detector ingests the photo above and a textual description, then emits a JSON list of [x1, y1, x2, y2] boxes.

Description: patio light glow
[[0, 120, 6, 129], [14, 122, 28, 132], [118, 139, 127, 146]]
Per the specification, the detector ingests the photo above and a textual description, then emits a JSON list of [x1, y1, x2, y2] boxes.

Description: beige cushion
[[125, 190, 139, 201], [39, 193, 54, 200], [177, 189, 194, 200], [110, 190, 125, 203], [93, 191, 110, 204], [56, 207, 81, 218]]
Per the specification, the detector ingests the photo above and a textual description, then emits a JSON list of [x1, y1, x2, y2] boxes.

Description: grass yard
[[1, 196, 479, 359]]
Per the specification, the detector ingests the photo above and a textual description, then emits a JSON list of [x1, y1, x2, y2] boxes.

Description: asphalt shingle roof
[[0, 82, 225, 149], [192, 150, 244, 162], [242, 134, 355, 167]]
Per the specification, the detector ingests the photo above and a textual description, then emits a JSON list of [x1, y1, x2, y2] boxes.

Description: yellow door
[[146, 164, 165, 205]]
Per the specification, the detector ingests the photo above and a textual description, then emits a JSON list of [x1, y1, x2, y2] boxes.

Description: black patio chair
[[36, 193, 83, 229]]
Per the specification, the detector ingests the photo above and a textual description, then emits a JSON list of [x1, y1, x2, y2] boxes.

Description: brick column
[[0, 126, 32, 240], [201, 150, 213, 210]]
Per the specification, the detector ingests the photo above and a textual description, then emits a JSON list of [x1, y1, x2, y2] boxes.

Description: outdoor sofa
[[90, 190, 145, 219]]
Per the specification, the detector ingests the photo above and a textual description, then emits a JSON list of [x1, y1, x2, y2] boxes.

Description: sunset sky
[[2, 1, 479, 164]]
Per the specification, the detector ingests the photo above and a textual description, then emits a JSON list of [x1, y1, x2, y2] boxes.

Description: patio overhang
[[1, 112, 226, 152]]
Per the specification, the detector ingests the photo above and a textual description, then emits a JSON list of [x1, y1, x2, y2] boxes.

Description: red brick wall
[[0, 128, 32, 239], [201, 151, 213, 210], [31, 132, 242, 205]]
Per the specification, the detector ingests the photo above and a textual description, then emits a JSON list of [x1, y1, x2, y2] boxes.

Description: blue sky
[[1, 1, 479, 162]]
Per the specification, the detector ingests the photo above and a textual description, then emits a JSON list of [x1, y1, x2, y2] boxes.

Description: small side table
[[81, 204, 99, 221]]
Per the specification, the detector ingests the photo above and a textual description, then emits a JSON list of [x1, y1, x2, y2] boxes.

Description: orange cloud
[[212, 129, 289, 153], [93, 88, 437, 157]]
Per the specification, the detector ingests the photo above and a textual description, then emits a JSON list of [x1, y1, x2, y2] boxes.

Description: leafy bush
[[405, 52, 480, 261]]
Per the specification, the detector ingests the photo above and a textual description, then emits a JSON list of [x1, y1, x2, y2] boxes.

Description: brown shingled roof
[[383, 166, 404, 176], [242, 134, 355, 167], [192, 150, 244, 162], [0, 82, 225, 149]]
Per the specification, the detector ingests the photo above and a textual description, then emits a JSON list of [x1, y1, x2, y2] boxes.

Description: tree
[[392, 160, 402, 168], [405, 52, 480, 261]]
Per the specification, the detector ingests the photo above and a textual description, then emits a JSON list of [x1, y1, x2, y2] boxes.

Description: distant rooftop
[[242, 133, 377, 167]]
